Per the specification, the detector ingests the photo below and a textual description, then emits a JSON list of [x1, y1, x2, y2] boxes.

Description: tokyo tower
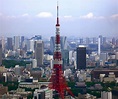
[[48, 2, 74, 99]]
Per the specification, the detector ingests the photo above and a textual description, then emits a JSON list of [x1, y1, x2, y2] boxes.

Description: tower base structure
[[49, 65, 74, 99]]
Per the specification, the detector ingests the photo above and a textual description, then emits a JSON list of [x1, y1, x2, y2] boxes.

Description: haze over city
[[0, 0, 118, 38], [1, 0, 118, 99]]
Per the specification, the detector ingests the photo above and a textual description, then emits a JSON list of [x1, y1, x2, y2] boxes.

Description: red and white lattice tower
[[48, 2, 74, 99]]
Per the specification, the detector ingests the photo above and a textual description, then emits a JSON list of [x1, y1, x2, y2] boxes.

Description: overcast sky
[[0, 0, 118, 38]]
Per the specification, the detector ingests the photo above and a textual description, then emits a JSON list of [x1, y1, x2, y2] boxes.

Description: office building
[[27, 35, 42, 52], [35, 40, 44, 66], [86, 37, 90, 45], [27, 39, 35, 51], [0, 37, 5, 51], [14, 65, 22, 76], [103, 37, 107, 44], [80, 38, 83, 44], [50, 36, 55, 53], [112, 37, 116, 45], [112, 89, 118, 99], [99, 35, 103, 44], [116, 39, 118, 47], [100, 53, 108, 62], [101, 91, 112, 99], [21, 36, 25, 43], [76, 45, 86, 70], [21, 36, 25, 49], [33, 88, 53, 99], [14, 36, 20, 50], [93, 37, 97, 44], [98, 37, 101, 56], [91, 69, 118, 81], [32, 59, 37, 68], [115, 52, 118, 59], [7, 37, 13, 50], [62, 50, 69, 69]]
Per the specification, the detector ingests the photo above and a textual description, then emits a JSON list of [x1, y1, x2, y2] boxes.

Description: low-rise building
[[101, 91, 112, 99], [112, 89, 118, 99], [0, 84, 8, 98], [19, 82, 50, 89], [78, 93, 97, 99], [103, 77, 115, 82], [33, 88, 53, 99]]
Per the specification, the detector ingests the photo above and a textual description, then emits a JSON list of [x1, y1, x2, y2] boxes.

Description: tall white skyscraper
[[0, 37, 5, 51], [27, 39, 35, 51], [98, 37, 101, 56], [32, 59, 37, 68], [14, 36, 20, 50], [99, 35, 103, 44]]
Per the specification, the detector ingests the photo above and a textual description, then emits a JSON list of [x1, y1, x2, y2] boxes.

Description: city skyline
[[0, 0, 118, 38]]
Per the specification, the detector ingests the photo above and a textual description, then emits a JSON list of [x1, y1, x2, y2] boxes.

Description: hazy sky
[[0, 0, 118, 38]]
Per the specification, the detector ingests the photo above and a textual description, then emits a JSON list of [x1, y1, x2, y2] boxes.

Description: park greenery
[[68, 81, 117, 98], [0, 81, 19, 91], [2, 59, 31, 68]]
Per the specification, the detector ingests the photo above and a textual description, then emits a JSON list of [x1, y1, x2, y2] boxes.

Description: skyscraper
[[0, 44, 2, 65], [50, 36, 55, 53], [21, 36, 25, 43], [27, 39, 35, 51], [112, 37, 116, 45], [76, 45, 86, 70], [0, 37, 5, 51], [62, 49, 69, 69], [86, 37, 90, 45], [99, 35, 103, 44], [80, 38, 84, 44], [116, 39, 118, 47], [7, 37, 13, 50], [93, 37, 97, 44], [35, 40, 44, 66], [103, 37, 106, 44], [98, 37, 101, 55], [14, 36, 20, 50], [21, 36, 25, 49]]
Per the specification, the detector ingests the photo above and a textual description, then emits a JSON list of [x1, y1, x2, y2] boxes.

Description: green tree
[[2, 60, 31, 68]]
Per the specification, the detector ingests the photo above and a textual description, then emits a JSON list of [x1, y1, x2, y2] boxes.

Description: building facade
[[14, 36, 20, 50], [101, 91, 112, 99], [76, 46, 86, 70], [35, 40, 44, 66], [62, 49, 69, 69], [7, 37, 13, 50]]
